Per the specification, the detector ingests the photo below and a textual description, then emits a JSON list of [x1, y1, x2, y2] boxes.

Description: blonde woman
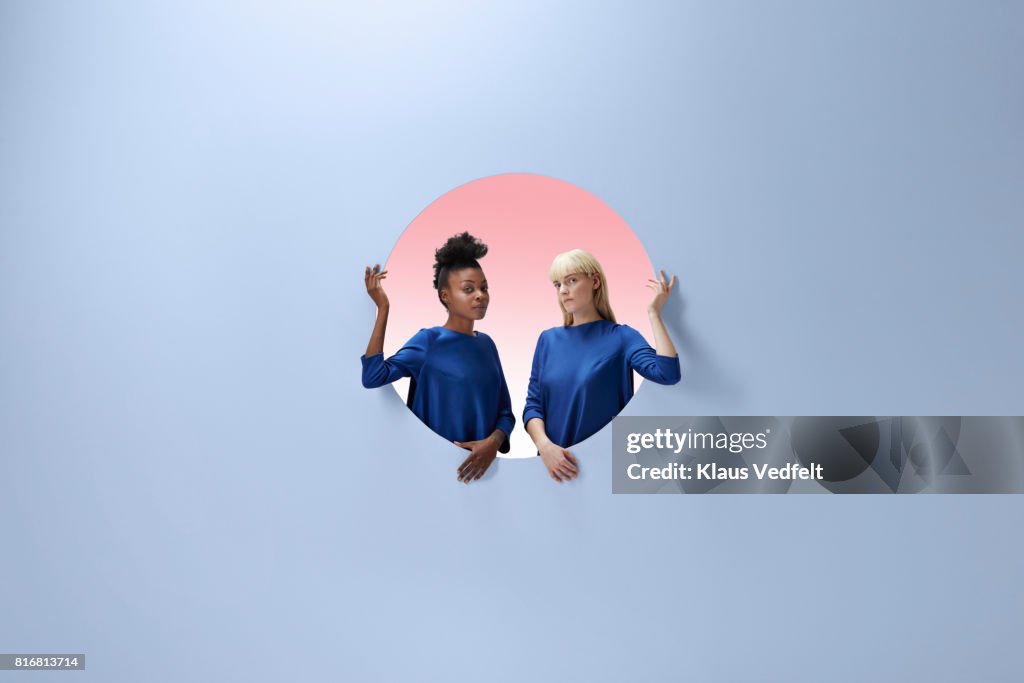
[[523, 249, 681, 483]]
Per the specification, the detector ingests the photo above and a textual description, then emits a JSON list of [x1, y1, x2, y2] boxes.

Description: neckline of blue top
[[566, 319, 613, 330], [435, 325, 480, 338]]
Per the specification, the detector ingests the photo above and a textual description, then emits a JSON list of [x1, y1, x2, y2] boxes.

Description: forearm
[[648, 309, 677, 357], [365, 304, 390, 356], [525, 418, 552, 448]]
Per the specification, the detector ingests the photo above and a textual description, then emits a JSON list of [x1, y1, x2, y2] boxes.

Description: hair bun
[[435, 232, 487, 267]]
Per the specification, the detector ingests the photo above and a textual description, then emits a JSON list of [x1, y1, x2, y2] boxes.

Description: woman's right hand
[[539, 441, 579, 482], [364, 263, 389, 308]]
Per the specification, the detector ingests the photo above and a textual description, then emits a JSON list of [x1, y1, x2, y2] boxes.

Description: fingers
[[550, 466, 576, 481], [457, 444, 492, 483], [650, 270, 677, 286], [557, 452, 578, 479], [547, 455, 579, 483], [457, 453, 477, 482], [365, 264, 388, 290], [460, 460, 487, 483], [558, 454, 578, 473], [648, 271, 678, 294], [472, 459, 491, 480]]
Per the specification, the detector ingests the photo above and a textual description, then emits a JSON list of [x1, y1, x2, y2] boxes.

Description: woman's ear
[[592, 273, 601, 291]]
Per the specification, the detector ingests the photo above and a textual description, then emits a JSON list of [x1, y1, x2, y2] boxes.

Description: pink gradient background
[[381, 174, 656, 458]]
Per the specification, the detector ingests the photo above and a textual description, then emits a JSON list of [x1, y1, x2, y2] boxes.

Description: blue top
[[362, 327, 515, 448], [523, 320, 681, 448]]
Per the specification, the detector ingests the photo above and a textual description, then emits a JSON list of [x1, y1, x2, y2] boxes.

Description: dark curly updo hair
[[433, 232, 488, 309]]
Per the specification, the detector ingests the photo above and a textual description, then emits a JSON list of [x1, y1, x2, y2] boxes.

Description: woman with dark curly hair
[[361, 232, 515, 483]]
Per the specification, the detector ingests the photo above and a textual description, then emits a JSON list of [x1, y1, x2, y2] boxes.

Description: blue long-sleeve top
[[362, 327, 515, 449], [523, 320, 681, 448]]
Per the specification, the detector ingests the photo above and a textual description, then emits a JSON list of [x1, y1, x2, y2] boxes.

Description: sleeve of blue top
[[491, 341, 516, 452], [360, 329, 431, 388], [621, 325, 682, 385], [522, 332, 547, 426]]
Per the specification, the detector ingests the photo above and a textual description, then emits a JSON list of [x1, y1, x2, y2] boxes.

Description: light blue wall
[[2, 2, 1022, 680]]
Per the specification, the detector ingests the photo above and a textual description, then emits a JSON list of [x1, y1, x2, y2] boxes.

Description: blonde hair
[[548, 249, 617, 326]]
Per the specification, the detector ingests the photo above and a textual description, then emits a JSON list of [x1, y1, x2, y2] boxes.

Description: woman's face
[[552, 271, 599, 315], [441, 267, 489, 320]]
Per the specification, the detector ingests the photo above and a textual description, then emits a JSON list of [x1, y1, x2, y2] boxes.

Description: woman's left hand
[[454, 436, 501, 483], [647, 269, 678, 315]]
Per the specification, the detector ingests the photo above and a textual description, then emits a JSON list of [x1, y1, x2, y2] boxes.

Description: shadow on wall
[[663, 292, 744, 407]]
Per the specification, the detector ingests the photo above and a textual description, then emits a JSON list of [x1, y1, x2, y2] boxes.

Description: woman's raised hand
[[538, 441, 579, 483], [647, 269, 677, 315], [364, 263, 389, 309]]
